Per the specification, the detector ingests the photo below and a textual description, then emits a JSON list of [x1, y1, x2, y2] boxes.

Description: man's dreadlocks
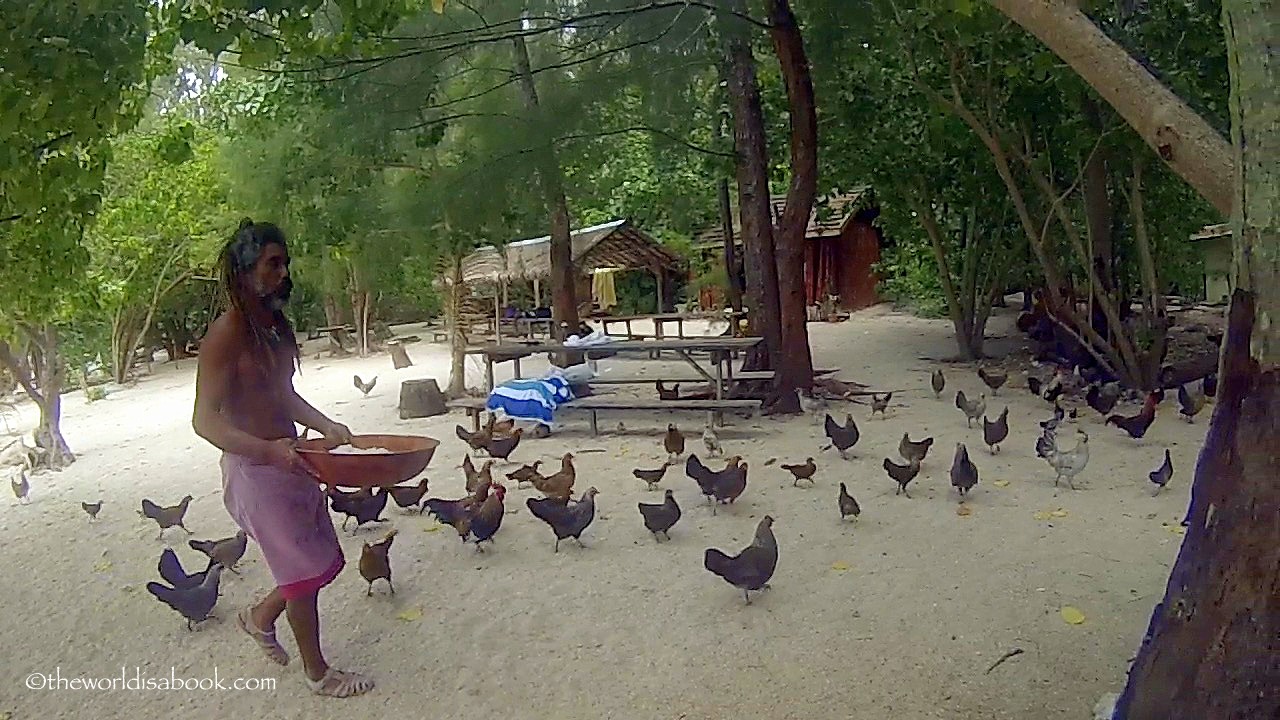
[[217, 218, 300, 372]]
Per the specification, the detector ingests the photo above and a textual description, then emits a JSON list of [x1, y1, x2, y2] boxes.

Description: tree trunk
[[1115, 3, 1278, 715], [987, 0, 1233, 217], [718, 179, 744, 313], [763, 0, 817, 410], [0, 326, 74, 468], [717, 0, 783, 375], [512, 31, 579, 355], [445, 255, 467, 398]]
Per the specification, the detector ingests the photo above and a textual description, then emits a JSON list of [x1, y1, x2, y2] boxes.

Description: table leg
[[713, 357, 724, 427], [652, 319, 663, 359], [485, 357, 495, 392], [589, 411, 599, 437], [471, 409, 480, 433], [513, 357, 522, 379]]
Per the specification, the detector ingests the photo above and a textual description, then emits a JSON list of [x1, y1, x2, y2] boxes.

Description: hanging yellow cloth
[[592, 268, 618, 311]]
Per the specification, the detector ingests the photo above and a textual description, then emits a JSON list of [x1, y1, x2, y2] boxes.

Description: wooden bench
[[446, 396, 761, 435], [588, 370, 777, 385]]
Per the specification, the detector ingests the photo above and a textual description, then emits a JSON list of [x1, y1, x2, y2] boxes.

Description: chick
[[11, 469, 30, 504]]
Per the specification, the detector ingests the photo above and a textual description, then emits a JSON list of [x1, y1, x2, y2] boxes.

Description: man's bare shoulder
[[202, 312, 248, 355]]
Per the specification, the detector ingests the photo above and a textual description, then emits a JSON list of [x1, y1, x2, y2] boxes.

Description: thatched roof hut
[[456, 219, 680, 286]]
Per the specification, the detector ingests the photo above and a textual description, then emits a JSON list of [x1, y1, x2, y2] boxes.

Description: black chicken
[[1086, 382, 1122, 417], [983, 407, 1009, 453], [870, 392, 892, 417], [638, 489, 681, 541], [704, 516, 778, 604], [147, 563, 224, 630], [387, 477, 430, 512], [883, 457, 921, 498], [823, 413, 860, 459], [978, 367, 1007, 395], [950, 442, 978, 498], [1148, 449, 1173, 495], [157, 547, 216, 591], [328, 487, 388, 533], [527, 487, 599, 552], [1176, 384, 1206, 422], [838, 482, 861, 521], [931, 369, 945, 398]]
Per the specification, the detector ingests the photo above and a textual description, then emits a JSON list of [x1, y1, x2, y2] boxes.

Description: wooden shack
[[693, 188, 882, 311], [1190, 223, 1231, 305]]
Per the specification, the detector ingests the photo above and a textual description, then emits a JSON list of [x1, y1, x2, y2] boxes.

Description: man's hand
[[264, 438, 320, 480], [321, 421, 354, 445]]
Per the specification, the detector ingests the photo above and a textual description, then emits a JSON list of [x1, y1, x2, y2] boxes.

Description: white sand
[[0, 304, 1203, 718]]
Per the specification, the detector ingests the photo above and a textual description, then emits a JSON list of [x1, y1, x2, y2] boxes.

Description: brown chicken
[[455, 424, 492, 454], [663, 423, 685, 460], [1106, 392, 1160, 439], [359, 529, 397, 595], [898, 433, 933, 464], [531, 452, 575, 502], [388, 477, 430, 512], [484, 427, 524, 460], [465, 483, 507, 551], [487, 413, 515, 436], [464, 456, 494, 494], [978, 367, 1007, 395], [780, 457, 816, 487], [141, 495, 193, 539], [505, 460, 543, 488], [189, 530, 248, 573]]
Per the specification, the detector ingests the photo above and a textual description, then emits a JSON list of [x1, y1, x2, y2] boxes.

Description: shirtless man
[[192, 218, 373, 697]]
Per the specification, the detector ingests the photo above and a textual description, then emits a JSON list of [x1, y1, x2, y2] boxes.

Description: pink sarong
[[220, 453, 344, 600]]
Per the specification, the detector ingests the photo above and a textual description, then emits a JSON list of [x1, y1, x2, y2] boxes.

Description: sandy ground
[[0, 304, 1206, 719]]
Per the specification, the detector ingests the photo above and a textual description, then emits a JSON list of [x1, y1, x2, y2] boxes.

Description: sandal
[[237, 607, 289, 666], [306, 668, 375, 698]]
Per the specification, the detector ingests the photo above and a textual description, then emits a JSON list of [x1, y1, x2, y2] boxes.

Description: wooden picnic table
[[467, 336, 763, 426]]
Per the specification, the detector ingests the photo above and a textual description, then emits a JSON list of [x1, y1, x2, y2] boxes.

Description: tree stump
[[399, 378, 446, 419], [390, 343, 413, 370]]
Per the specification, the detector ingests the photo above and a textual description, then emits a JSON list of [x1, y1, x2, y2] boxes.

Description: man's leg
[[251, 588, 286, 628], [240, 588, 289, 665], [285, 590, 373, 697]]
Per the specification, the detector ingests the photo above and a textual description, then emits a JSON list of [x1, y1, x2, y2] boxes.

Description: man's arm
[[287, 391, 342, 435], [191, 316, 275, 462]]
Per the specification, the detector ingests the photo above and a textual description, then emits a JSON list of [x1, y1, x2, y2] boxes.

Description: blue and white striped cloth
[[485, 374, 575, 425]]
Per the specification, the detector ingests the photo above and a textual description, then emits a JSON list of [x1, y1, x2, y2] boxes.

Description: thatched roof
[[455, 219, 681, 285], [692, 187, 873, 249]]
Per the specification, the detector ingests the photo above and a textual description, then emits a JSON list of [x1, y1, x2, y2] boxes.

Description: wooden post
[[493, 283, 502, 345], [654, 266, 666, 313], [533, 277, 542, 307]]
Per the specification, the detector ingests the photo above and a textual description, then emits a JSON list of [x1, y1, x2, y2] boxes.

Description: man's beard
[[261, 277, 292, 312]]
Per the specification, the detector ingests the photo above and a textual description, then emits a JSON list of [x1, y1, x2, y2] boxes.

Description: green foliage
[[0, 1, 150, 329]]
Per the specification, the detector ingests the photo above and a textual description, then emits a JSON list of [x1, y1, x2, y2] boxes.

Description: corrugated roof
[[693, 187, 872, 249], [454, 219, 680, 285]]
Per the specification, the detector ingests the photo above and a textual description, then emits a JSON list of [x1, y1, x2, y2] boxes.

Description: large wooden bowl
[[296, 434, 438, 489]]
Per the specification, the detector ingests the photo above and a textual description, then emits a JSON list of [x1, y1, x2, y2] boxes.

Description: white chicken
[[702, 425, 723, 457], [1044, 429, 1090, 489]]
